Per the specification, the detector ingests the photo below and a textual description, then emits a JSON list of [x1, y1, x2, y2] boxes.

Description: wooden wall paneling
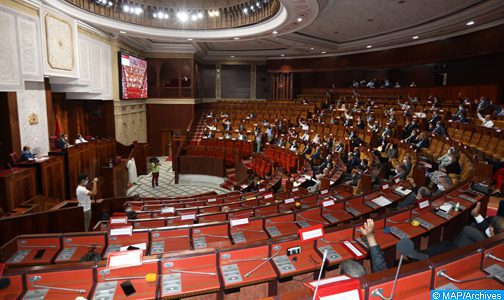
[[147, 104, 194, 156], [0, 168, 37, 212], [268, 25, 504, 73], [40, 156, 66, 200]]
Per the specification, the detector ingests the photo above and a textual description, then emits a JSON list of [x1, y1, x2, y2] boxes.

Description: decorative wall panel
[[114, 102, 147, 145], [0, 9, 22, 91], [17, 17, 43, 82], [40, 7, 78, 78], [16, 82, 49, 155], [78, 37, 91, 85]]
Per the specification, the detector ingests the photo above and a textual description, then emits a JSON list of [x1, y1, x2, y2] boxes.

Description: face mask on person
[[83, 180, 89, 186], [437, 184, 445, 191]]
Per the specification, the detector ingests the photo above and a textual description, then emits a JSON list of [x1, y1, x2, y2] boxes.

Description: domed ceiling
[[42, 0, 504, 60]]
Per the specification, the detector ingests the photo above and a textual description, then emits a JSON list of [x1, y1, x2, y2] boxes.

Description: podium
[[100, 161, 128, 199]]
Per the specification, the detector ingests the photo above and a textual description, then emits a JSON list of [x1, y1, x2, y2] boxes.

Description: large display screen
[[119, 52, 148, 99]]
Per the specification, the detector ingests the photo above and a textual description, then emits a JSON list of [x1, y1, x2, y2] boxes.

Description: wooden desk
[[17, 156, 65, 200], [179, 155, 226, 177], [0, 168, 37, 212]]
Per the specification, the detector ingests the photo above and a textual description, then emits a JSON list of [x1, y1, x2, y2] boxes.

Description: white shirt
[[76, 185, 91, 212], [478, 113, 494, 128]]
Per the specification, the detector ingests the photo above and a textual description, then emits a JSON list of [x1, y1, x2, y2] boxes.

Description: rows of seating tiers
[[186, 139, 252, 163], [447, 122, 504, 160], [0, 181, 495, 299], [1, 98, 502, 299]]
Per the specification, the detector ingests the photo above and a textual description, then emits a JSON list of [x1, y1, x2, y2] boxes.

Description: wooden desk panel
[[0, 274, 23, 300], [24, 268, 94, 300], [100, 161, 128, 199], [0, 168, 37, 212]]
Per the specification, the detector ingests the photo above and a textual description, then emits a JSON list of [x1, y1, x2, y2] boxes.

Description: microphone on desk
[[243, 245, 281, 278], [29, 275, 86, 294], [312, 249, 328, 300], [100, 271, 157, 282], [371, 255, 404, 300]]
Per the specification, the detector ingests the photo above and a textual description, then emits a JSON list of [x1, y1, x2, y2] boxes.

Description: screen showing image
[[119, 52, 148, 99]]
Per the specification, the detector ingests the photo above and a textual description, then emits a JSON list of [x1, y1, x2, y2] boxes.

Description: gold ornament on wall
[[28, 113, 39, 125]]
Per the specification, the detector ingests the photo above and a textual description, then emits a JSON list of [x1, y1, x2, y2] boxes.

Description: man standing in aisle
[[76, 174, 98, 231]]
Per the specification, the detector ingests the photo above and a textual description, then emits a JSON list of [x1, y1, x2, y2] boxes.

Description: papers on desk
[[180, 214, 196, 220], [35, 157, 49, 163], [110, 226, 133, 236], [371, 196, 392, 207], [107, 249, 143, 269], [394, 186, 412, 196], [110, 216, 128, 224], [230, 218, 249, 227], [161, 207, 175, 213], [439, 203, 453, 213]]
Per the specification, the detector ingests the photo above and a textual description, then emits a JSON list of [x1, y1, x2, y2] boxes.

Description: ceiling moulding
[[41, 0, 319, 41]]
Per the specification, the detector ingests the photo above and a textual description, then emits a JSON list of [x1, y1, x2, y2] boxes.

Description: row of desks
[[1, 222, 502, 300], [1, 184, 483, 268]]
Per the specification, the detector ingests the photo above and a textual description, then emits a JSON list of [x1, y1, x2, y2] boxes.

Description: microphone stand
[[371, 255, 404, 300], [312, 249, 328, 300]]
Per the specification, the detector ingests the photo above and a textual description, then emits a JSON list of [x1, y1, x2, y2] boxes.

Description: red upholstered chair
[[9, 152, 20, 166], [49, 136, 59, 150]]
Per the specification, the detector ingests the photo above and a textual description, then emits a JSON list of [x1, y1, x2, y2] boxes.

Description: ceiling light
[[466, 20, 475, 26], [191, 14, 198, 21], [234, 37, 240, 40], [297, 17, 303, 22], [107, 1, 113, 6], [177, 11, 189, 22], [119, 30, 126, 34], [412, 35, 419, 39], [187, 38, 193, 41], [272, 31, 278, 34], [310, 47, 314, 50], [281, 54, 285, 57], [208, 11, 214, 17], [164, 13, 169, 19], [197, 12, 203, 19], [366, 45, 372, 48], [321, 51, 327, 54], [134, 7, 142, 15], [256, 2, 261, 7], [122, 5, 129, 12], [230, 55, 235, 58], [243, 8, 248, 14]]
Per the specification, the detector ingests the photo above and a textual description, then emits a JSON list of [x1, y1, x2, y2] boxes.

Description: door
[[161, 130, 173, 157]]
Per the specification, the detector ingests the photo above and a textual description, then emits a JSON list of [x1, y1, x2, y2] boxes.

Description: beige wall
[[3, 0, 148, 145]]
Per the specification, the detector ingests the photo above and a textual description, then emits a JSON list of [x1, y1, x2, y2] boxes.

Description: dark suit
[[20, 151, 35, 161], [56, 138, 68, 149]]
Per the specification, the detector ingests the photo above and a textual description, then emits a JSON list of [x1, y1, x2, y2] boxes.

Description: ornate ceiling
[[43, 0, 504, 60]]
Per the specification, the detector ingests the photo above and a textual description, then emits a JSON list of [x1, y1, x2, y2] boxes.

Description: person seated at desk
[[339, 219, 388, 278], [430, 121, 446, 136], [477, 112, 495, 128], [20, 145, 36, 161], [76, 174, 98, 231], [57, 134, 69, 149], [237, 131, 248, 141], [398, 175, 453, 209], [74, 134, 88, 144], [399, 207, 504, 260]]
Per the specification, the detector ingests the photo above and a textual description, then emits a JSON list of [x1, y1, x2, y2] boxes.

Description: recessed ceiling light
[[272, 31, 278, 35], [281, 54, 285, 57], [466, 20, 475, 26], [412, 36, 419, 39], [321, 51, 327, 54], [366, 45, 372, 48], [177, 11, 189, 22], [187, 38, 193, 41], [120, 30, 127, 34], [297, 17, 303, 22], [310, 47, 314, 50], [230, 55, 235, 58], [234, 37, 240, 40]]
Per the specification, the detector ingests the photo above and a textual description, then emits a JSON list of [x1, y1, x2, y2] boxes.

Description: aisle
[[127, 158, 229, 197]]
